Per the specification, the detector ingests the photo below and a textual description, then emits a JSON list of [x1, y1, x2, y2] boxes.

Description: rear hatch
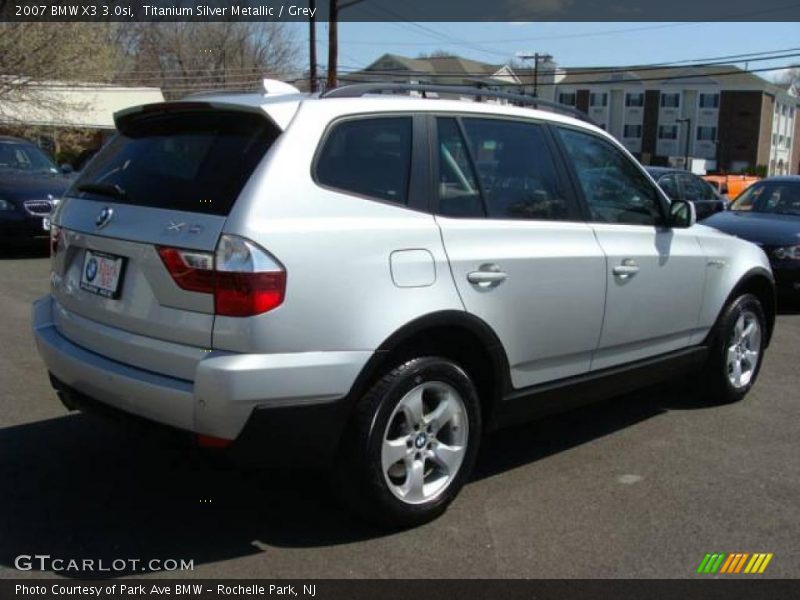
[[50, 104, 281, 378]]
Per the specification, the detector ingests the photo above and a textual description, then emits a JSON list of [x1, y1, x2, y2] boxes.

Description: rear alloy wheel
[[700, 293, 766, 403], [334, 357, 481, 527], [381, 381, 469, 505]]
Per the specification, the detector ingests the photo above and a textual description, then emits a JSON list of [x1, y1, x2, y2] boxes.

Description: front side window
[[315, 117, 412, 204], [557, 127, 663, 226], [660, 93, 681, 108], [436, 117, 572, 221]]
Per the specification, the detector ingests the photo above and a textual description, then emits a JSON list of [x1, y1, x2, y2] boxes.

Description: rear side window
[[72, 110, 279, 216], [436, 116, 573, 221], [315, 117, 412, 204]]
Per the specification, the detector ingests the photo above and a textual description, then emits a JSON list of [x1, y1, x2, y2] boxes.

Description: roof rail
[[320, 82, 595, 124]]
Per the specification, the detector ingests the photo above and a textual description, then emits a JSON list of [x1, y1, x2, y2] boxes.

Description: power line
[[57, 46, 800, 84]]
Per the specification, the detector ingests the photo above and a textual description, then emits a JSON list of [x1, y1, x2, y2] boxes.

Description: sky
[[291, 22, 800, 82]]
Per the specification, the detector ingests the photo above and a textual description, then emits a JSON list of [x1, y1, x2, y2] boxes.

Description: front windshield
[[0, 141, 59, 174], [730, 181, 800, 216]]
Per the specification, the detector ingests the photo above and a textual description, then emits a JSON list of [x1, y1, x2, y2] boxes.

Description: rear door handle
[[467, 264, 508, 287], [613, 259, 640, 279]]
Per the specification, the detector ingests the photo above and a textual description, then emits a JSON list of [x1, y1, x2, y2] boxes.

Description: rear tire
[[698, 293, 766, 404], [332, 356, 481, 528]]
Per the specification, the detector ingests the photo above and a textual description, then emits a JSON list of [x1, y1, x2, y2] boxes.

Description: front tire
[[699, 293, 766, 403], [333, 357, 482, 527]]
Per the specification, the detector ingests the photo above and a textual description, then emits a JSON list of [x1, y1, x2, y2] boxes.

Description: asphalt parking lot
[[1, 245, 798, 579]]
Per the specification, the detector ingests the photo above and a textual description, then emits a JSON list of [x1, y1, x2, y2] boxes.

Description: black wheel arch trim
[[706, 266, 776, 348], [345, 310, 512, 412]]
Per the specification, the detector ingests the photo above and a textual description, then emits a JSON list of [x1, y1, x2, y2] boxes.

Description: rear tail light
[[157, 234, 286, 317], [50, 224, 60, 255]]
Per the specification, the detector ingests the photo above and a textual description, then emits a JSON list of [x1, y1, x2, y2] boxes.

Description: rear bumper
[[33, 295, 371, 464]]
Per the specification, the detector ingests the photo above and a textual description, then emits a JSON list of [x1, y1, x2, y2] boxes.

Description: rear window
[[314, 117, 412, 204], [71, 110, 279, 216]]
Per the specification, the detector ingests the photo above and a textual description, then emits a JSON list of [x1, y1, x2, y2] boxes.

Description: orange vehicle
[[702, 174, 760, 200]]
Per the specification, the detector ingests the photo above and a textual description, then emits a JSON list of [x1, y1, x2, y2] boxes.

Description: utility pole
[[309, 0, 317, 92], [517, 52, 553, 98], [326, 0, 337, 90], [326, 0, 366, 90]]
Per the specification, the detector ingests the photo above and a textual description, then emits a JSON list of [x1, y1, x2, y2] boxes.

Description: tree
[[0, 23, 121, 122], [117, 23, 301, 99], [775, 66, 800, 95]]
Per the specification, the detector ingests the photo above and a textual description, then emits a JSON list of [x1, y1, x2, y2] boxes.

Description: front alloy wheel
[[725, 309, 762, 390]]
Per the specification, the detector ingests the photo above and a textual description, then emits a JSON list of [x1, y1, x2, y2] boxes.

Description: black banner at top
[[2, 0, 800, 22]]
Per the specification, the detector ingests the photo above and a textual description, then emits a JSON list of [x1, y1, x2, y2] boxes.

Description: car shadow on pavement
[[0, 243, 49, 260], [0, 384, 715, 578]]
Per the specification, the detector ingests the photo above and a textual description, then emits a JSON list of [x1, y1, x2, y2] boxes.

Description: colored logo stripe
[[698, 552, 773, 574]]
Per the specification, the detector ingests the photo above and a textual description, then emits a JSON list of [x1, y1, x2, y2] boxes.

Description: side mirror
[[60, 163, 74, 174], [720, 183, 729, 195], [669, 199, 696, 228]]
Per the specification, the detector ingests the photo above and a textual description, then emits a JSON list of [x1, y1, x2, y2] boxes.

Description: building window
[[623, 124, 642, 138], [660, 93, 680, 108], [779, 135, 785, 147], [558, 93, 576, 106], [658, 125, 678, 140], [696, 126, 717, 141], [790, 107, 795, 119], [625, 93, 644, 107], [773, 133, 778, 145], [782, 105, 788, 117], [699, 93, 720, 109], [589, 92, 608, 107], [787, 137, 792, 149]]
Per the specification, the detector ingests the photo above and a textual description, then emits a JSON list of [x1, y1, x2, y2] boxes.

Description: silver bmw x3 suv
[[33, 81, 775, 526]]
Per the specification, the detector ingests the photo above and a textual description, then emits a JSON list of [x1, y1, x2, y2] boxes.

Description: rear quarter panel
[[214, 102, 465, 354]]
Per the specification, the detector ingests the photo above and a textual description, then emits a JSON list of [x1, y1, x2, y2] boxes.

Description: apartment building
[[553, 65, 800, 175]]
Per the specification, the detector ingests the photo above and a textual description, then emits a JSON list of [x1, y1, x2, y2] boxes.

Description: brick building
[[552, 65, 800, 175]]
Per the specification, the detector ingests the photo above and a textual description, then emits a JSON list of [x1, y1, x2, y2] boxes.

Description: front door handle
[[467, 264, 508, 287], [613, 259, 640, 279]]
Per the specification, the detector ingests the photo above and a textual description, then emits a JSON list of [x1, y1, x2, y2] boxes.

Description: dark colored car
[[704, 176, 800, 301], [645, 166, 726, 220], [0, 136, 73, 244]]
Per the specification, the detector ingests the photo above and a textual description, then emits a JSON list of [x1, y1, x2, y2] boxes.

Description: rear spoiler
[[114, 100, 290, 134]]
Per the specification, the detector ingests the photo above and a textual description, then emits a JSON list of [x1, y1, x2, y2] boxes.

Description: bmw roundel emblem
[[85, 257, 98, 282], [95, 207, 114, 229]]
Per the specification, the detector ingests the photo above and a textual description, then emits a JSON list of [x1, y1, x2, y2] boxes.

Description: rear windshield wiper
[[76, 182, 127, 200]]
